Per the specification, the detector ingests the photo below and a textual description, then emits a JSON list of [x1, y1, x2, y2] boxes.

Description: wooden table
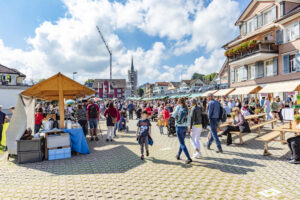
[[219, 113, 266, 128], [273, 122, 300, 144]]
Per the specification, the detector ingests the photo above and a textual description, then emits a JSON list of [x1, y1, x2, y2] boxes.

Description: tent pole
[[58, 75, 65, 129]]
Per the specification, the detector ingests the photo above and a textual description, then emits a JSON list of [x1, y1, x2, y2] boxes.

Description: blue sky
[[0, 0, 252, 84]]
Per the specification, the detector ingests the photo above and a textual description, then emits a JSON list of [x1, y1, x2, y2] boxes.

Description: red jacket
[[116, 110, 121, 122], [163, 109, 170, 119], [104, 107, 117, 118]]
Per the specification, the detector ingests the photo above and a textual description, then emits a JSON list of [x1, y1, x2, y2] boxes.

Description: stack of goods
[[47, 133, 71, 160], [17, 129, 44, 164]]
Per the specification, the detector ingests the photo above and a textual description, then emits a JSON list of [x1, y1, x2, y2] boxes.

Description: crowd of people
[[2, 92, 295, 162]]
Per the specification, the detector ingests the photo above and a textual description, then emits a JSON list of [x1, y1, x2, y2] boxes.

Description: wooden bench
[[257, 131, 281, 156], [218, 119, 278, 145], [250, 119, 277, 136]]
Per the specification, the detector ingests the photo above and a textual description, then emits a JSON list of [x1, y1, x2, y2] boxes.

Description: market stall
[[214, 88, 235, 97], [6, 73, 95, 163], [229, 85, 262, 101], [201, 90, 218, 97]]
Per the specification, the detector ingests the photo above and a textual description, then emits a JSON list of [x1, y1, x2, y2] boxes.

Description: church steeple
[[131, 56, 134, 71]]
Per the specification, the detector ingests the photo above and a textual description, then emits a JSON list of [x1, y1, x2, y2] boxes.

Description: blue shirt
[[172, 105, 190, 127], [207, 100, 220, 119], [137, 119, 151, 136], [128, 104, 134, 111], [0, 111, 6, 125]]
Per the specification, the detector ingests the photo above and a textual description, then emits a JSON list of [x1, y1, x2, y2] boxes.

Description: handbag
[[239, 121, 251, 133]]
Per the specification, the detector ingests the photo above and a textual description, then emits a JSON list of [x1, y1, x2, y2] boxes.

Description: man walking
[[0, 105, 6, 146], [206, 94, 223, 153], [128, 101, 134, 120], [86, 99, 100, 141]]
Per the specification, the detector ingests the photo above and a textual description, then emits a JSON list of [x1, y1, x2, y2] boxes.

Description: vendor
[[35, 108, 44, 133]]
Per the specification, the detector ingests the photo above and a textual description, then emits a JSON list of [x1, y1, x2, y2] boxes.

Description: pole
[[58, 74, 65, 129]]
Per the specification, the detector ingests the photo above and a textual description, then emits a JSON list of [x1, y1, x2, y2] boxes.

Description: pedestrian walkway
[[0, 120, 299, 199]]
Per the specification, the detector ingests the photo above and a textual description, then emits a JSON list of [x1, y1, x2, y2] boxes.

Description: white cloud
[[0, 0, 241, 84]]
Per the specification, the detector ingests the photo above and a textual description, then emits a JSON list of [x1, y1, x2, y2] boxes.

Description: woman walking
[[172, 98, 192, 164], [76, 104, 88, 136], [189, 99, 203, 159], [104, 102, 117, 142]]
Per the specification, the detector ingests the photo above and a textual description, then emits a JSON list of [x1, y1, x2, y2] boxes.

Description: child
[[157, 110, 164, 134], [137, 111, 152, 160]]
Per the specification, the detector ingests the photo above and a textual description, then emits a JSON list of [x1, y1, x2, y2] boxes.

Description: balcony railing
[[228, 41, 278, 63]]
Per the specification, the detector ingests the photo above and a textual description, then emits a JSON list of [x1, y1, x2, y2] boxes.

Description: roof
[[155, 82, 169, 86], [276, 4, 300, 23], [0, 64, 26, 77], [21, 73, 95, 101], [214, 88, 235, 96], [169, 82, 180, 87], [93, 79, 126, 89]]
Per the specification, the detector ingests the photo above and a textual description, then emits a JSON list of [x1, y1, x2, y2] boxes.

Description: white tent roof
[[258, 80, 300, 93]]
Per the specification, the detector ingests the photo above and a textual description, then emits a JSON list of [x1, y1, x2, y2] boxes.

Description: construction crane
[[96, 26, 112, 81]]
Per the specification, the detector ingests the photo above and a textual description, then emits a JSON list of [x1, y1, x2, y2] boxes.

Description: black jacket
[[189, 105, 203, 129]]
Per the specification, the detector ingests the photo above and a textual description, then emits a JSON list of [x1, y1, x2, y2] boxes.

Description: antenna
[[96, 26, 112, 81]]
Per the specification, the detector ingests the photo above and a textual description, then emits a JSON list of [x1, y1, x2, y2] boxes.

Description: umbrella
[[65, 99, 75, 105]]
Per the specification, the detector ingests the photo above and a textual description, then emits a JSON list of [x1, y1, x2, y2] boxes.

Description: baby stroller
[[167, 117, 176, 136]]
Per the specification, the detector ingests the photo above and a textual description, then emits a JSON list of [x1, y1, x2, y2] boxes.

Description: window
[[249, 64, 256, 80], [283, 53, 300, 73], [257, 62, 264, 78], [247, 17, 257, 33], [241, 23, 247, 35], [237, 66, 247, 82], [264, 6, 276, 25], [285, 22, 300, 42], [265, 60, 274, 77], [230, 69, 235, 83]]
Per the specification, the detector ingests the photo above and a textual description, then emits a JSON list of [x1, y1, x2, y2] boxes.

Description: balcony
[[226, 41, 278, 67]]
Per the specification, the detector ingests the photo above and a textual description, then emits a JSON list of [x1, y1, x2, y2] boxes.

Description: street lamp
[[73, 72, 77, 80]]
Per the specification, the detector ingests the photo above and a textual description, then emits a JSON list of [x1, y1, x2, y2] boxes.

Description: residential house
[[0, 64, 26, 86], [153, 82, 169, 96], [167, 82, 180, 94], [223, 0, 300, 98], [145, 83, 154, 97], [179, 79, 205, 93], [93, 79, 126, 99], [0, 64, 28, 110], [218, 59, 230, 89]]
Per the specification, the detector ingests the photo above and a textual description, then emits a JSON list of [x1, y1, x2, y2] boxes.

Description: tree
[[191, 73, 205, 80], [84, 79, 94, 85], [137, 88, 144, 97]]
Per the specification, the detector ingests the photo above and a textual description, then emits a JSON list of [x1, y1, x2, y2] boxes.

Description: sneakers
[[185, 159, 193, 164], [146, 151, 149, 157], [288, 159, 300, 164], [106, 139, 109, 142], [141, 155, 144, 160], [95, 137, 99, 141], [175, 155, 180, 160], [110, 139, 113, 142], [90, 137, 94, 141], [193, 152, 201, 159], [215, 149, 223, 153]]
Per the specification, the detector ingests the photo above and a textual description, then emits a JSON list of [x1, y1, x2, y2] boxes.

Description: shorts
[[89, 118, 98, 129]]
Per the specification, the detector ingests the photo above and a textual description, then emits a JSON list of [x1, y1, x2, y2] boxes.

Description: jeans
[[207, 118, 222, 150], [89, 118, 98, 129], [222, 125, 240, 145], [114, 122, 118, 136], [0, 125, 3, 144], [129, 110, 133, 120], [159, 126, 164, 134], [176, 126, 191, 160], [140, 136, 149, 155]]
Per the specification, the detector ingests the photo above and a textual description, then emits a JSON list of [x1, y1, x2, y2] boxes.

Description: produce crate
[[17, 138, 43, 152], [47, 133, 70, 149], [18, 151, 43, 164], [48, 147, 71, 161]]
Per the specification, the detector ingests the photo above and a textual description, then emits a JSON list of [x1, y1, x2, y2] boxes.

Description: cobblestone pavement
[[0, 119, 300, 200]]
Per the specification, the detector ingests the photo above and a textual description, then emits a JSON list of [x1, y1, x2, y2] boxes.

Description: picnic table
[[220, 113, 266, 128], [273, 122, 300, 144]]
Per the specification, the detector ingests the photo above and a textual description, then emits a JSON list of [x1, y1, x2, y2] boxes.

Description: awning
[[258, 80, 300, 94], [230, 85, 262, 95], [214, 88, 235, 96], [202, 90, 218, 97], [190, 93, 203, 98]]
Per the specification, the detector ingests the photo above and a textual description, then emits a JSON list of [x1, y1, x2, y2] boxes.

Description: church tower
[[128, 56, 138, 97]]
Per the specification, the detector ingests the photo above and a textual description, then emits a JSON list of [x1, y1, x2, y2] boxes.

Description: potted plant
[[294, 114, 300, 125], [248, 40, 257, 50]]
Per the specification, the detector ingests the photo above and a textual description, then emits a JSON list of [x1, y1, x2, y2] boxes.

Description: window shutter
[[272, 5, 277, 20], [273, 57, 278, 75], [230, 69, 235, 82], [276, 30, 283, 45], [280, 1, 286, 17], [283, 54, 290, 74], [295, 52, 300, 72], [253, 16, 258, 30], [258, 14, 263, 28]]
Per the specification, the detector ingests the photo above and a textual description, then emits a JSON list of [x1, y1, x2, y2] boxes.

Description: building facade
[[167, 82, 180, 94], [93, 79, 126, 99], [145, 83, 154, 97], [128, 57, 138, 97], [153, 82, 169, 96], [0, 64, 26, 86], [218, 59, 230, 89], [223, 0, 300, 88]]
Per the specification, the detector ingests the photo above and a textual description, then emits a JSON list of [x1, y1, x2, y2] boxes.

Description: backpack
[[89, 104, 98, 118], [219, 105, 227, 122], [176, 107, 188, 125]]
